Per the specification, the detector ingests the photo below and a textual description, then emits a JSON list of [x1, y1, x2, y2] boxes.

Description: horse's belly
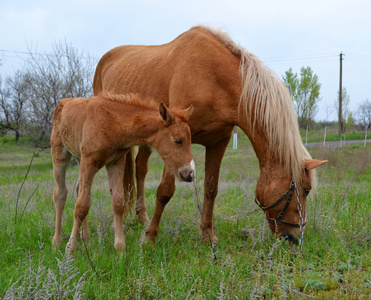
[[191, 124, 234, 146]]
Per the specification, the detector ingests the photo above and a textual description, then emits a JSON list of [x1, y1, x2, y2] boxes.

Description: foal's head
[[255, 159, 327, 244], [154, 103, 195, 182]]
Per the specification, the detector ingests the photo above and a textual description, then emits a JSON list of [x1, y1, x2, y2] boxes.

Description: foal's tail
[[123, 148, 137, 216]]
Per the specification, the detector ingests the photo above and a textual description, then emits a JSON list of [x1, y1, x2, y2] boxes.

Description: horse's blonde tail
[[123, 147, 137, 216]]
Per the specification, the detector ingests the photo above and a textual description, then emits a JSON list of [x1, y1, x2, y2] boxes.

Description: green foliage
[[0, 137, 370, 299], [283, 66, 322, 129], [335, 87, 352, 134]]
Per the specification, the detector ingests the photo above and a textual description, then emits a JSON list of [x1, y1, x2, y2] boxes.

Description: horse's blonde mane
[[195, 25, 315, 186]]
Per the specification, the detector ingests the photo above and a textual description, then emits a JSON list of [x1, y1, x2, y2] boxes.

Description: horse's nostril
[[281, 231, 299, 245]]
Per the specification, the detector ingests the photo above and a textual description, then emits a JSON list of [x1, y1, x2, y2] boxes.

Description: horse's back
[[93, 27, 241, 144], [93, 27, 241, 101]]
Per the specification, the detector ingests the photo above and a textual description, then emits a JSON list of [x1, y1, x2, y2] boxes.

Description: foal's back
[[53, 93, 157, 158]]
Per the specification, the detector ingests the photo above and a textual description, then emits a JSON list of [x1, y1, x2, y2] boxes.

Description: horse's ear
[[182, 104, 194, 121], [159, 102, 174, 125], [304, 159, 328, 170]]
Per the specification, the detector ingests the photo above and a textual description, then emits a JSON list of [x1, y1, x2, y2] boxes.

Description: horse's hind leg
[[66, 157, 98, 253], [74, 158, 91, 243], [106, 155, 127, 256], [51, 139, 72, 250], [135, 145, 152, 222]]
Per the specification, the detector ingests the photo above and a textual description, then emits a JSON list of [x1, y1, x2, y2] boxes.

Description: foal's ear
[[159, 102, 174, 126], [304, 159, 328, 170]]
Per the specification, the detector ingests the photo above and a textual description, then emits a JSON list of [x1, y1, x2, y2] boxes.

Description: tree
[[356, 99, 371, 129], [334, 87, 351, 133], [0, 71, 31, 141], [24, 40, 96, 142], [0, 76, 8, 136], [283, 66, 321, 129]]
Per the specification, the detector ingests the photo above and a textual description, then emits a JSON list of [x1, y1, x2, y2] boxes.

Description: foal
[[51, 93, 194, 255]]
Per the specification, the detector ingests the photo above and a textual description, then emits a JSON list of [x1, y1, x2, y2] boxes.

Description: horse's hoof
[[80, 231, 91, 243], [136, 213, 150, 222], [141, 232, 156, 249]]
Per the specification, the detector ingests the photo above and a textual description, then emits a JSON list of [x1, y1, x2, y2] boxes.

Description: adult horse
[[93, 26, 327, 245]]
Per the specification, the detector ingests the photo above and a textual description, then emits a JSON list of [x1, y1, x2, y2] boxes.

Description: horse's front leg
[[200, 135, 231, 244], [106, 155, 128, 256], [66, 157, 98, 253], [135, 145, 152, 222], [144, 169, 175, 245]]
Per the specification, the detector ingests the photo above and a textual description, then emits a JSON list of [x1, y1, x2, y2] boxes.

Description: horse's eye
[[304, 188, 311, 196], [174, 138, 182, 144]]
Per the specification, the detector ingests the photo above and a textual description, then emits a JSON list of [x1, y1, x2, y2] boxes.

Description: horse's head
[[154, 102, 195, 182], [255, 159, 327, 244]]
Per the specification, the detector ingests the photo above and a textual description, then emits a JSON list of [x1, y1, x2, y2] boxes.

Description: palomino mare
[[93, 26, 327, 245], [51, 93, 194, 255]]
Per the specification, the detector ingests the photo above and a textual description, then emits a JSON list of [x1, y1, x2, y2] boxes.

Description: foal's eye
[[304, 188, 311, 196], [174, 138, 182, 144]]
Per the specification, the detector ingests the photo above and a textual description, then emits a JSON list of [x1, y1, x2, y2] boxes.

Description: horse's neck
[[237, 107, 292, 181], [237, 110, 270, 166]]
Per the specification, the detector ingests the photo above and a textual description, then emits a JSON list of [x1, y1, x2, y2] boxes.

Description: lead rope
[[293, 180, 305, 253]]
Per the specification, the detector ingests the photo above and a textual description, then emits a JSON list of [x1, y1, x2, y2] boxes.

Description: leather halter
[[255, 179, 307, 228]]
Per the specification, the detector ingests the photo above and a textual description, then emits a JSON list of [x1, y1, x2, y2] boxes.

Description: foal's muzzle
[[179, 168, 194, 182]]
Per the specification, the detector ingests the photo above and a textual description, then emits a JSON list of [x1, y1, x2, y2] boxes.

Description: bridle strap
[[265, 217, 307, 228], [255, 179, 306, 228], [254, 190, 289, 210]]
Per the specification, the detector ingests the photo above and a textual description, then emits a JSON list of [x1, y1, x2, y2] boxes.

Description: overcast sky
[[1, 0, 370, 121]]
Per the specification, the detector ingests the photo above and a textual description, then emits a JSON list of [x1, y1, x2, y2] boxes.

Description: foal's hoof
[[52, 237, 62, 251], [65, 240, 78, 254], [202, 235, 219, 245], [114, 240, 126, 256], [117, 249, 126, 259]]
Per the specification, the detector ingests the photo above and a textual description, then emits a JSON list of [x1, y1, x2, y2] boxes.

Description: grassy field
[[0, 134, 370, 299], [299, 127, 371, 144]]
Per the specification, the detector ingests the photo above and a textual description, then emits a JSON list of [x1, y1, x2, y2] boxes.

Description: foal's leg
[[106, 155, 127, 255], [200, 136, 231, 244], [144, 169, 175, 245], [74, 158, 91, 243], [52, 144, 72, 250], [66, 157, 98, 253], [135, 145, 152, 222]]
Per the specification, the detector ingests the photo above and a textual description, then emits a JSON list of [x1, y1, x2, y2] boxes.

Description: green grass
[[299, 127, 370, 143], [0, 136, 370, 299]]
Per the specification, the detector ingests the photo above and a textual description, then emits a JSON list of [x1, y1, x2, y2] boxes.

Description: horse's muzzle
[[280, 231, 299, 245], [179, 168, 194, 182]]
